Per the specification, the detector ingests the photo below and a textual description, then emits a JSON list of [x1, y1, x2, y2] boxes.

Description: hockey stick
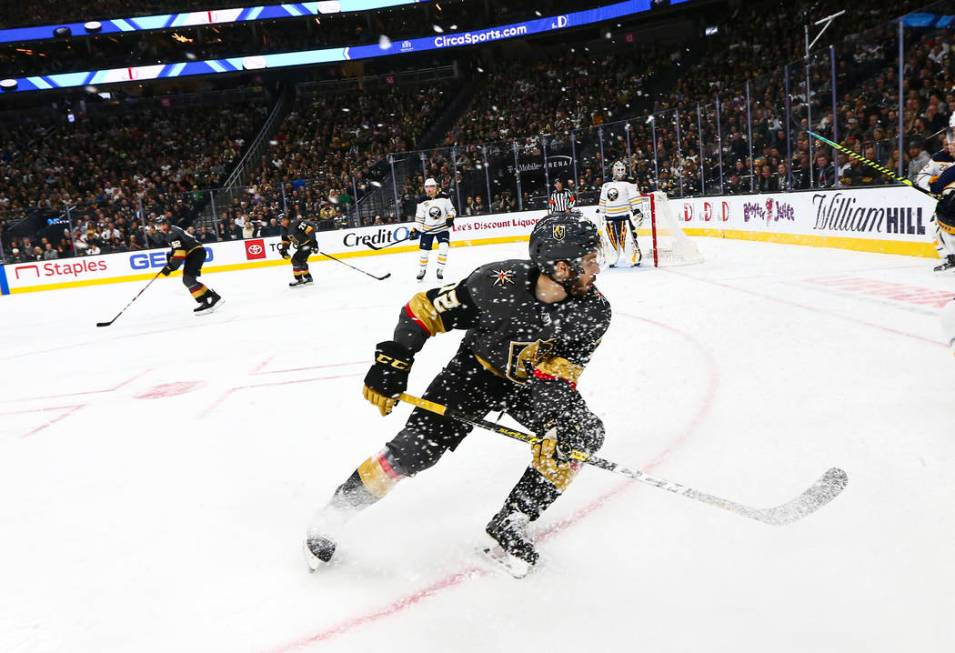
[[366, 224, 448, 251], [317, 250, 391, 280], [365, 235, 413, 251], [398, 392, 849, 526], [95, 270, 163, 327], [807, 130, 936, 199]]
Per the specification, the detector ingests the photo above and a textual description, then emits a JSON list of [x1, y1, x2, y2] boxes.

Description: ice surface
[[1, 238, 953, 653]]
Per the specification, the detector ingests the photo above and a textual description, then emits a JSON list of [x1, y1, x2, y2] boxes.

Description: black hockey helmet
[[529, 211, 600, 277]]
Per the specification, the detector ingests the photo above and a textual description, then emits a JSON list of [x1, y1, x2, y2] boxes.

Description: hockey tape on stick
[[399, 392, 849, 526], [807, 130, 934, 197]]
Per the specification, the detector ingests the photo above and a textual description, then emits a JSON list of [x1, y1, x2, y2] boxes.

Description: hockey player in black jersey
[[278, 214, 320, 287], [156, 216, 222, 313], [304, 211, 610, 577]]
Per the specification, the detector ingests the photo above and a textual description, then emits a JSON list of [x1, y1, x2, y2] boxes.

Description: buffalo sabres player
[[598, 160, 643, 267], [410, 178, 456, 281], [278, 213, 319, 287], [917, 128, 955, 272], [304, 212, 610, 577], [156, 215, 222, 313]]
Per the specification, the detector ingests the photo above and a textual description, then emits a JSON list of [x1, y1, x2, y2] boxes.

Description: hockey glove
[[160, 264, 173, 277], [631, 209, 645, 228], [408, 228, 420, 241], [532, 425, 582, 492], [445, 217, 455, 228], [362, 340, 414, 416], [278, 245, 290, 260]]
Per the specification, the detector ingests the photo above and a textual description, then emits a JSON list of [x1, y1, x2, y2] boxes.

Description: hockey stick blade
[[365, 239, 408, 251], [96, 320, 116, 328], [679, 467, 848, 526]]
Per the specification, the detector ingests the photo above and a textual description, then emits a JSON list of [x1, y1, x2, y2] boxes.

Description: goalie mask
[[612, 160, 628, 181]]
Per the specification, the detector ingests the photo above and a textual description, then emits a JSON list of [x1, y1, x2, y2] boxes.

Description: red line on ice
[[1, 404, 88, 438], [0, 369, 151, 403], [266, 316, 719, 652], [199, 372, 365, 418], [668, 269, 947, 347], [250, 360, 366, 376]]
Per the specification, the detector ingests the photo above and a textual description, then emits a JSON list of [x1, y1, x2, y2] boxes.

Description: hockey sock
[[498, 467, 564, 522], [437, 242, 448, 272], [418, 249, 430, 272], [337, 447, 406, 508], [188, 282, 209, 302]]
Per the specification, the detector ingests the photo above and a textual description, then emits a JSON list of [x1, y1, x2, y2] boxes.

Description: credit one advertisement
[[2, 0, 690, 94], [0, 212, 549, 294]]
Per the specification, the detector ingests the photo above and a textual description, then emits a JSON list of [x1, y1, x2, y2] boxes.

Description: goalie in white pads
[[916, 129, 955, 272], [411, 178, 456, 281], [598, 161, 643, 267]]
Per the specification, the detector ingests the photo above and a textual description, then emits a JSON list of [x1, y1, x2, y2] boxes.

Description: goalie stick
[[399, 393, 848, 526]]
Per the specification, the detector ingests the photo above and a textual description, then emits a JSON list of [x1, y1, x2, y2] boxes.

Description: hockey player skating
[[598, 161, 642, 267], [304, 211, 610, 577], [916, 129, 955, 272], [156, 215, 222, 314], [278, 214, 319, 287], [410, 177, 456, 281]]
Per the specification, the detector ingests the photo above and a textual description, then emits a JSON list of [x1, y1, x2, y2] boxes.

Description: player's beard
[[568, 274, 594, 297]]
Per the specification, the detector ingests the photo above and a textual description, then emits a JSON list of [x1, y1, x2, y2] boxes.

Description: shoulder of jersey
[[416, 193, 429, 203], [933, 151, 955, 163], [470, 259, 533, 288]]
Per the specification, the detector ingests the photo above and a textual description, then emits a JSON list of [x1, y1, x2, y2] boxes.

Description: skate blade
[[477, 541, 532, 579], [195, 299, 224, 316], [303, 540, 333, 574]]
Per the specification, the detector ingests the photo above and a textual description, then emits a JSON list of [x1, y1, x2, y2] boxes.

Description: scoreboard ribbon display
[[0, 0, 690, 94]]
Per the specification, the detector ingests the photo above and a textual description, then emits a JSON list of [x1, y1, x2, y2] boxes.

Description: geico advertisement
[[5, 247, 215, 289], [678, 186, 937, 241]]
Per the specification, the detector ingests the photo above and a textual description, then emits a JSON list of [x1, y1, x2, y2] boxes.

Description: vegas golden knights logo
[[552, 225, 566, 241]]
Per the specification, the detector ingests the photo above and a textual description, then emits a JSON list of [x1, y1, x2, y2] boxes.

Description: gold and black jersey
[[281, 219, 319, 248], [166, 225, 203, 269], [393, 259, 611, 387]]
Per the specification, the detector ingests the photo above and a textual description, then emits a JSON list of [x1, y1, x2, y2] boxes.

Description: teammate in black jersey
[[156, 216, 222, 313], [304, 211, 610, 576], [278, 214, 319, 287]]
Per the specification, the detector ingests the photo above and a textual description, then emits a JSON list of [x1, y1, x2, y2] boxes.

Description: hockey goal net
[[635, 191, 703, 267], [593, 191, 703, 267]]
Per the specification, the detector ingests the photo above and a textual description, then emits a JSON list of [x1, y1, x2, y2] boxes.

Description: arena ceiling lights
[[0, 0, 690, 95], [0, 0, 426, 45]]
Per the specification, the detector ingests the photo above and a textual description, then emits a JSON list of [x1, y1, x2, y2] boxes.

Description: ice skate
[[482, 510, 537, 578], [289, 278, 308, 288], [416, 268, 427, 282], [194, 292, 222, 314], [303, 535, 337, 572], [436, 268, 444, 280], [934, 255, 955, 272]]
